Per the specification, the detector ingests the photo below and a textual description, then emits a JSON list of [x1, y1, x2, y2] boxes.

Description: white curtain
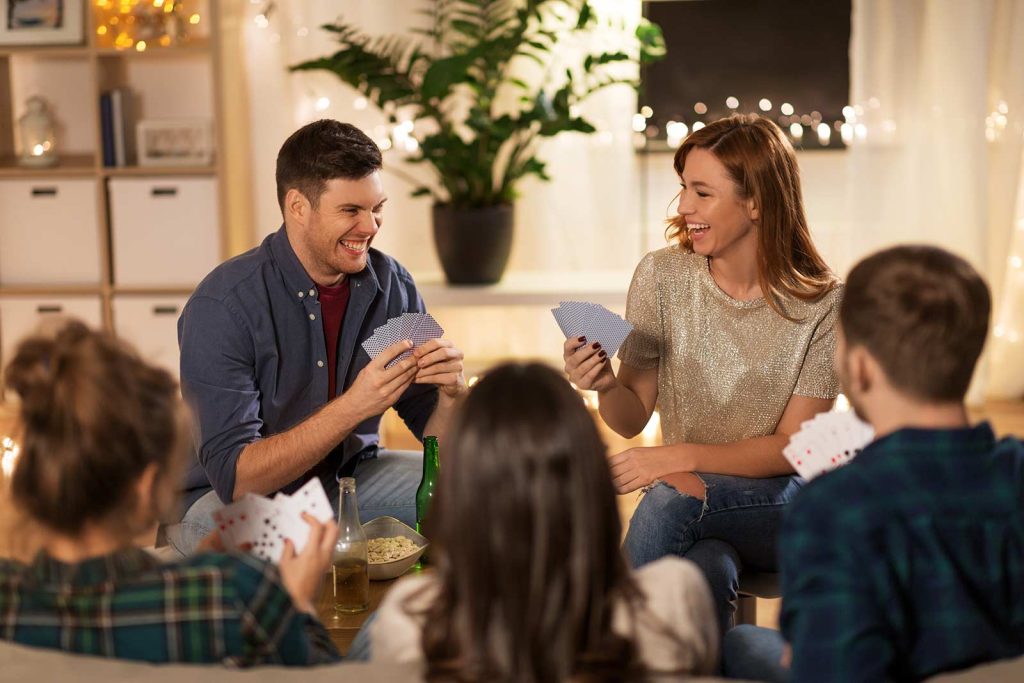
[[841, 0, 1024, 399], [235, 0, 1024, 398]]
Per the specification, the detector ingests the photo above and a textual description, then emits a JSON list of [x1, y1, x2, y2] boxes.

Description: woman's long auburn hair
[[667, 114, 837, 317], [418, 363, 646, 683]]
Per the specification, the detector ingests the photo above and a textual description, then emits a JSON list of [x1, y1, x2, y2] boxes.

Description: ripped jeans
[[623, 473, 803, 634]]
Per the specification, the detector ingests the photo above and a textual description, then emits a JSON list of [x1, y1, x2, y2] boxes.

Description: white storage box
[[0, 296, 104, 375], [0, 180, 102, 285], [108, 177, 220, 287], [112, 295, 188, 379]]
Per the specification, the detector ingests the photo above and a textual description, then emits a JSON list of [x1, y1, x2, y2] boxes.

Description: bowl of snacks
[[362, 516, 428, 580]]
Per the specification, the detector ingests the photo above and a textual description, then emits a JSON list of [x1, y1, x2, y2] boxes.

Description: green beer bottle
[[415, 436, 439, 567]]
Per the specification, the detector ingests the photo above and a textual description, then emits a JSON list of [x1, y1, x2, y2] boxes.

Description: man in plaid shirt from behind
[[723, 245, 1024, 682]]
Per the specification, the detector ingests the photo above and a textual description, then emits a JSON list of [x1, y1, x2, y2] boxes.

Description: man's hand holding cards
[[782, 410, 875, 481], [211, 478, 336, 563]]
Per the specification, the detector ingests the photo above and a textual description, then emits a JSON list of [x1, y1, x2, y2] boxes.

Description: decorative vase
[[17, 96, 58, 168], [432, 203, 514, 285]]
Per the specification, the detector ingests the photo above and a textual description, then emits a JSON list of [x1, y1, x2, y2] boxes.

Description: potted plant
[[291, 0, 664, 284]]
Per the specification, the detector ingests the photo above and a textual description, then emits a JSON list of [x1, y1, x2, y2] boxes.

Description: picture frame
[[136, 119, 213, 167], [0, 0, 84, 46]]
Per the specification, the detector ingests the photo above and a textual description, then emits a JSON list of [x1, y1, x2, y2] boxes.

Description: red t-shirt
[[318, 279, 351, 401]]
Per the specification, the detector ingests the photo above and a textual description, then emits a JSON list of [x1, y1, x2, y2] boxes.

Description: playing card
[[214, 479, 336, 563], [783, 410, 874, 481], [278, 478, 335, 553], [551, 301, 633, 357]]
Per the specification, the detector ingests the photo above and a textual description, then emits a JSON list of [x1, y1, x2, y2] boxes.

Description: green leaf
[[421, 54, 475, 101], [576, 1, 593, 29]]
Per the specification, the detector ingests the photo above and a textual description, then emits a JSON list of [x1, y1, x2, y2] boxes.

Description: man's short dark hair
[[840, 245, 990, 403], [275, 120, 382, 214]]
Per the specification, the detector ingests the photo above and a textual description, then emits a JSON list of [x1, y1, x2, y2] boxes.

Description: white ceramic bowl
[[363, 516, 428, 580]]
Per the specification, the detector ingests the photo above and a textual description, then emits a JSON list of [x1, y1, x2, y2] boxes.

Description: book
[[99, 92, 115, 167]]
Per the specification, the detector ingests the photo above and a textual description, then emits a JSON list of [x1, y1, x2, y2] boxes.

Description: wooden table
[[316, 575, 397, 656]]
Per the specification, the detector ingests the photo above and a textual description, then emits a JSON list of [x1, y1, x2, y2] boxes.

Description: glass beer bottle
[[332, 477, 369, 613], [416, 436, 439, 535], [415, 436, 439, 567]]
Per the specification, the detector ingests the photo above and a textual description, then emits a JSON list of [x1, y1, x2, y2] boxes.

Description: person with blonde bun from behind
[[0, 320, 341, 666]]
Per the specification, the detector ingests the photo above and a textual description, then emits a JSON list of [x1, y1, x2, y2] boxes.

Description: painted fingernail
[[592, 342, 601, 350], [578, 336, 587, 343], [599, 350, 607, 358]]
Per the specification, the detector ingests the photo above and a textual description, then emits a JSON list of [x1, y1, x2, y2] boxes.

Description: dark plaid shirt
[[779, 422, 1024, 682], [0, 547, 340, 666]]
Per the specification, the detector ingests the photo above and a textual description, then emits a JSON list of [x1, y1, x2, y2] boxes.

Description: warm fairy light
[[189, 13, 201, 24], [639, 105, 653, 118], [691, 121, 705, 132], [817, 122, 831, 145], [781, 102, 794, 116], [159, 34, 171, 46], [789, 122, 803, 139], [136, 40, 147, 52], [693, 102, 707, 115], [758, 98, 772, 112], [1, 437, 19, 479], [631, 114, 646, 132], [114, 32, 133, 49], [467, 376, 479, 387], [725, 96, 739, 109], [31, 144, 44, 156], [97, 25, 108, 35]]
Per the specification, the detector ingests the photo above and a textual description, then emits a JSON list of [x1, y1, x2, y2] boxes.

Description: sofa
[[1, 639, 1022, 683]]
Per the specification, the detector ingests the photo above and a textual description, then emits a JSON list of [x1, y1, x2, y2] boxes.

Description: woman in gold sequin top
[[563, 115, 842, 635]]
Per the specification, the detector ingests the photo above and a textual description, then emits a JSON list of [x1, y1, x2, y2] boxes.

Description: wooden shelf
[[0, 154, 96, 178], [0, 46, 90, 59], [112, 286, 195, 296], [103, 164, 217, 178], [0, 285, 104, 297], [94, 40, 211, 58]]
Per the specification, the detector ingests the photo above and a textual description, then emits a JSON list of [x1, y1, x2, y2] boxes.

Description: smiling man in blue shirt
[[166, 120, 468, 556]]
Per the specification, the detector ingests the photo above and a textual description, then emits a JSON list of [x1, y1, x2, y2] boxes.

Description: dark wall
[[641, 0, 851, 148]]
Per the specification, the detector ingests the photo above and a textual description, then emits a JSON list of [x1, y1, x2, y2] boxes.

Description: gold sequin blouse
[[617, 248, 842, 446]]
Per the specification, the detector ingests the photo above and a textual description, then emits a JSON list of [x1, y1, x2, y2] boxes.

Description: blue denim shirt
[[178, 227, 438, 510]]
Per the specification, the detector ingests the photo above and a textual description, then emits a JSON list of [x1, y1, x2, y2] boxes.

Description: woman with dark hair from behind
[[370, 362, 718, 681], [0, 320, 341, 666]]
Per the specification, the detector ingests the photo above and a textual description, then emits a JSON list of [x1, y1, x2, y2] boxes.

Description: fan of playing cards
[[361, 312, 444, 368], [782, 411, 875, 481], [212, 478, 334, 563], [551, 301, 634, 358]]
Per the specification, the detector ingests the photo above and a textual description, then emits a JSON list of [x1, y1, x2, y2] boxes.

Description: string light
[[781, 102, 794, 116], [725, 96, 739, 109], [639, 105, 653, 118], [694, 102, 707, 115], [758, 98, 772, 112], [789, 122, 803, 140]]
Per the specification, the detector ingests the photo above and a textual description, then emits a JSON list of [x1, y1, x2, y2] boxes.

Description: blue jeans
[[723, 624, 790, 682], [623, 474, 803, 633], [345, 611, 375, 661], [164, 449, 421, 557]]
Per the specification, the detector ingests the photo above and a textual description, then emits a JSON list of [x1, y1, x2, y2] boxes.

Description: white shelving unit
[[0, 0, 225, 384]]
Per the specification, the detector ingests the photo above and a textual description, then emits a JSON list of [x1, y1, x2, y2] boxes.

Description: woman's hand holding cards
[[563, 337, 618, 393]]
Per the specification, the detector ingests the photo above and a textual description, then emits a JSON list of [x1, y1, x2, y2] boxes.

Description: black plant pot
[[432, 203, 514, 285]]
